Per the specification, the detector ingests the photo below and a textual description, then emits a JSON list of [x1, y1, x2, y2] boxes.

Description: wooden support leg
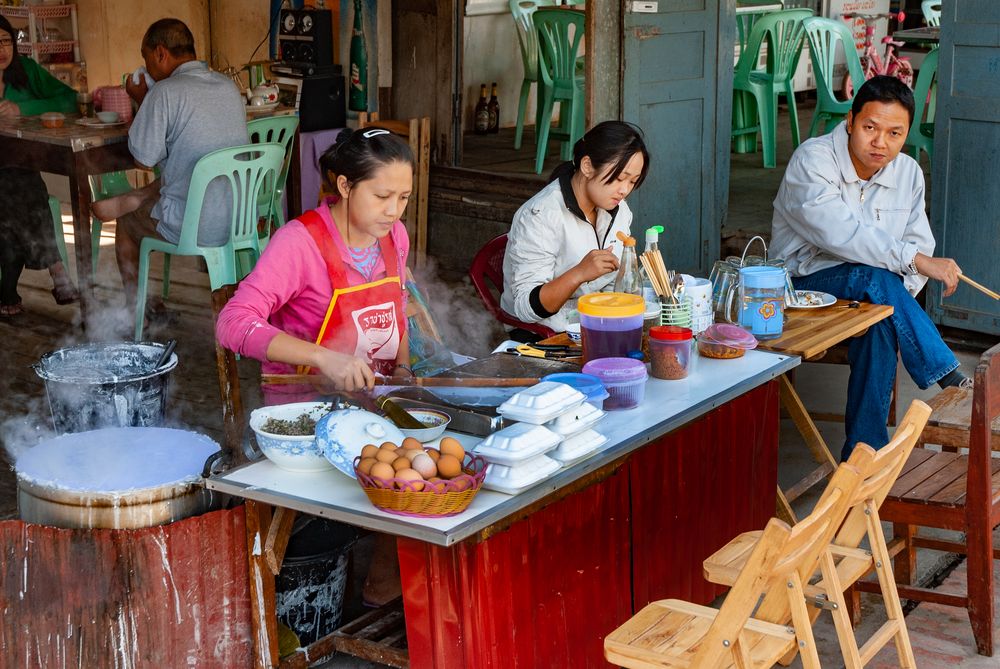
[[212, 286, 247, 466], [965, 519, 995, 656], [864, 503, 917, 667], [246, 501, 280, 669], [818, 549, 863, 669], [892, 523, 916, 586], [779, 374, 838, 469]]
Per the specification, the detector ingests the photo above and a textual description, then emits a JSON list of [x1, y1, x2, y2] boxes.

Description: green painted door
[[926, 0, 1000, 334], [622, 0, 733, 276]]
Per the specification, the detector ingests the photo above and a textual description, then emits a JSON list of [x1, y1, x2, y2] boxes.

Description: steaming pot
[[15, 427, 220, 529]]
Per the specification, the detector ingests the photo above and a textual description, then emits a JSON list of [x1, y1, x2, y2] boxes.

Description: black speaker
[[278, 8, 333, 68], [297, 66, 347, 133]]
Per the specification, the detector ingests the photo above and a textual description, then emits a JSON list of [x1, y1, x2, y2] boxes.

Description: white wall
[[463, 12, 533, 129]]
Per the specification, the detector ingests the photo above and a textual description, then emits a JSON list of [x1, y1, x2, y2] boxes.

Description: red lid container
[[649, 325, 693, 342]]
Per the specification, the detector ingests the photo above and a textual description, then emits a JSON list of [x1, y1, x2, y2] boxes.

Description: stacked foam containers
[[474, 380, 608, 495]]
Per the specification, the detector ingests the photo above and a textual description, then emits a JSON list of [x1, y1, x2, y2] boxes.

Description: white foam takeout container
[[484, 454, 562, 495], [549, 429, 608, 466], [473, 422, 561, 467], [545, 402, 605, 438], [497, 381, 587, 425]]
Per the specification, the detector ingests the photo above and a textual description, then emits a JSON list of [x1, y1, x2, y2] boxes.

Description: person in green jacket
[[0, 15, 79, 317]]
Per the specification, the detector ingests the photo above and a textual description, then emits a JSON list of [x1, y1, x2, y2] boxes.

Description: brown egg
[[370, 461, 395, 486], [410, 453, 437, 479], [402, 437, 423, 451], [375, 449, 397, 464], [394, 447, 409, 457], [395, 468, 425, 491], [427, 477, 449, 493], [439, 437, 465, 462], [450, 475, 471, 492], [358, 457, 378, 475], [391, 456, 412, 472], [425, 449, 441, 463], [380, 441, 398, 450], [436, 454, 463, 479], [404, 448, 425, 462], [361, 444, 379, 460]]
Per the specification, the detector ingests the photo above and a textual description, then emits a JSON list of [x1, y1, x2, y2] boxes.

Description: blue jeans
[[795, 264, 958, 461]]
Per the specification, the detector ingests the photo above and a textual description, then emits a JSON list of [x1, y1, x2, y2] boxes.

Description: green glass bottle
[[349, 0, 368, 111]]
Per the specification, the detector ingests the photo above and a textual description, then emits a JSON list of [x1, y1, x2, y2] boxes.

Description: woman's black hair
[[549, 121, 650, 189], [319, 127, 416, 195], [851, 75, 915, 126], [0, 15, 29, 92]]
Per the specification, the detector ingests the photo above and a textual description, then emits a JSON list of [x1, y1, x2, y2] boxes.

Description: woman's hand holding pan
[[314, 349, 376, 392]]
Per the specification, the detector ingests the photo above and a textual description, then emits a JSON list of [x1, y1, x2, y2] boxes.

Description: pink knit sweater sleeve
[[215, 221, 328, 362]]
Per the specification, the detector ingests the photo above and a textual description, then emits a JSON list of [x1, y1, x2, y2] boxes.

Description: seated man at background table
[[93, 18, 247, 319], [770, 75, 968, 461]]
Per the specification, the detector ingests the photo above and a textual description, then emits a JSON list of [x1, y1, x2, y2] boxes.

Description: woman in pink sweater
[[217, 128, 415, 403]]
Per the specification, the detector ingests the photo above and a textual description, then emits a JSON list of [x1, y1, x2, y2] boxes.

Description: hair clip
[[361, 128, 390, 139]]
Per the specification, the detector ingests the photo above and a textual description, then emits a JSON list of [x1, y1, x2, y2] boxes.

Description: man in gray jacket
[[770, 75, 966, 461]]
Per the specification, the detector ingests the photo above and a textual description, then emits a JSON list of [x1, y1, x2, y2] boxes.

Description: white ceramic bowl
[[398, 409, 452, 443], [96, 111, 120, 123], [249, 402, 335, 472]]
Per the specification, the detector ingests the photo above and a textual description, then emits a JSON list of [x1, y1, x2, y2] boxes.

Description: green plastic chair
[[921, 1, 941, 27], [134, 143, 284, 340], [47, 172, 133, 284], [247, 115, 299, 238], [803, 16, 866, 138], [731, 8, 813, 168], [532, 8, 585, 174], [510, 0, 555, 151], [905, 47, 939, 163]]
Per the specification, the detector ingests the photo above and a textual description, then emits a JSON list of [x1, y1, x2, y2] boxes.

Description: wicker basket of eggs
[[354, 436, 487, 517]]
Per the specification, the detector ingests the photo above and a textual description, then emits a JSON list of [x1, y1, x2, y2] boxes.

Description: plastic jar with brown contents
[[648, 326, 693, 380]]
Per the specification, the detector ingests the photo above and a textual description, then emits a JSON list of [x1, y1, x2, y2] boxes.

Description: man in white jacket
[[770, 75, 967, 461]]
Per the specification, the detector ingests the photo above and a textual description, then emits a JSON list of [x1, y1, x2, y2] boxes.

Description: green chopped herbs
[[260, 404, 333, 436]]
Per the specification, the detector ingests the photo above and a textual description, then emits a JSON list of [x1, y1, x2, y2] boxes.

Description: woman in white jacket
[[502, 121, 650, 335]]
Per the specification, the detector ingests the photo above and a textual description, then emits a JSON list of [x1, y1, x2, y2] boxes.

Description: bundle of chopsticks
[[640, 250, 679, 304]]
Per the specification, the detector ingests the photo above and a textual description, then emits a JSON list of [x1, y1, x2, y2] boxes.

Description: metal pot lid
[[315, 409, 405, 479], [15, 427, 219, 501]]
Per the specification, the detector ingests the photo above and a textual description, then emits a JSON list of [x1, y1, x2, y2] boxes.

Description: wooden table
[[757, 299, 895, 522], [0, 115, 133, 329]]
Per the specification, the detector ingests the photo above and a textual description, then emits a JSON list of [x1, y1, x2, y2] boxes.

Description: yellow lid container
[[577, 292, 645, 318]]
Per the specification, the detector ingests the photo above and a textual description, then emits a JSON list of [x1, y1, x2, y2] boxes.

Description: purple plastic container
[[580, 357, 648, 410]]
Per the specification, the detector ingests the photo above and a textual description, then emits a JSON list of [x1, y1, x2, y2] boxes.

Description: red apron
[[299, 210, 406, 376]]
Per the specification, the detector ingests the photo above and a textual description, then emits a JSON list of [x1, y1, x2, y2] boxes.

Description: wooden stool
[[862, 343, 1000, 657], [605, 462, 865, 669], [704, 401, 932, 668]]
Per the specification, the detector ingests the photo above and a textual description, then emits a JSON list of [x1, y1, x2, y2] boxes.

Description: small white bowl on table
[[249, 402, 335, 472]]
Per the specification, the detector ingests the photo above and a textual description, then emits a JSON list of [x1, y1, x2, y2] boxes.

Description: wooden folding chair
[[864, 343, 1000, 657], [358, 112, 431, 268], [605, 461, 864, 669], [704, 400, 932, 668]]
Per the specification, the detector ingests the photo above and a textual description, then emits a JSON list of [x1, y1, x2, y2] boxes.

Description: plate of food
[[75, 117, 128, 128], [788, 290, 837, 309]]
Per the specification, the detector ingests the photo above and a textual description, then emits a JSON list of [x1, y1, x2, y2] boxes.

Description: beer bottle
[[487, 82, 500, 134], [349, 0, 368, 111], [474, 84, 489, 135]]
